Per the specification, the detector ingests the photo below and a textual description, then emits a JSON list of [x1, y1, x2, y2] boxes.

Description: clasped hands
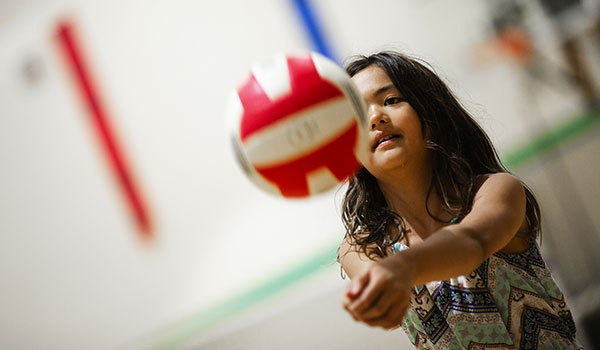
[[342, 256, 414, 330]]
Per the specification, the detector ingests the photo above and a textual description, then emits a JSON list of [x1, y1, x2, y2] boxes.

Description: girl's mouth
[[374, 135, 400, 150]]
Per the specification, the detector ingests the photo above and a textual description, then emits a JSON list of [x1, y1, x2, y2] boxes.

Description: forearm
[[387, 227, 488, 286]]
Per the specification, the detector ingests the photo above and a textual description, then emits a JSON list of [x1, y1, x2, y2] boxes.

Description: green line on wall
[[503, 111, 600, 169]]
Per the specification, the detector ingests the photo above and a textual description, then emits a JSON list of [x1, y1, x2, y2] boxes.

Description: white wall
[[1, 0, 598, 348]]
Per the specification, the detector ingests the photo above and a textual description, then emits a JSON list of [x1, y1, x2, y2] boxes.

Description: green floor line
[[152, 111, 599, 348], [153, 243, 339, 349]]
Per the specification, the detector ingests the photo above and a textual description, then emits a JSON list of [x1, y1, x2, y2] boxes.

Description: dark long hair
[[341, 51, 541, 259]]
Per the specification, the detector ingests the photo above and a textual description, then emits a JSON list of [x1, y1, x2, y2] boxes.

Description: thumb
[[346, 270, 369, 298]]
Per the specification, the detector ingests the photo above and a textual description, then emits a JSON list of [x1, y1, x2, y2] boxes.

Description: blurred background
[[1, 0, 599, 348]]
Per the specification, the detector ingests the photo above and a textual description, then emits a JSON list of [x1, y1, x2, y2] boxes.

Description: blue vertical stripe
[[290, 0, 339, 63]]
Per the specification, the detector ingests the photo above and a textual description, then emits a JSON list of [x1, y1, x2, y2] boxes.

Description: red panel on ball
[[237, 54, 343, 142], [254, 122, 360, 198]]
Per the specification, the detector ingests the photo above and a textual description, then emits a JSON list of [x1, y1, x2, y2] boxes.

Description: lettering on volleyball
[[287, 117, 320, 148]]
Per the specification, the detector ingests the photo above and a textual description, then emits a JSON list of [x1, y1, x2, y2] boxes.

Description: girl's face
[[352, 65, 428, 178]]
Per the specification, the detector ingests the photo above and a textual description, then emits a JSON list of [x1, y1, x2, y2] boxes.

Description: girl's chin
[[365, 156, 405, 174], [373, 149, 404, 164]]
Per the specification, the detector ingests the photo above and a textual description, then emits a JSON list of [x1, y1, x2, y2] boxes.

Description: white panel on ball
[[251, 54, 291, 102], [307, 167, 341, 195], [243, 98, 356, 166]]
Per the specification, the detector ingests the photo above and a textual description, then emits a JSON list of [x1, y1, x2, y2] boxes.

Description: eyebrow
[[372, 84, 396, 97]]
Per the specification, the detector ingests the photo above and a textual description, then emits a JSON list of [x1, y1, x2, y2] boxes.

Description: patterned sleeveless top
[[392, 242, 581, 349]]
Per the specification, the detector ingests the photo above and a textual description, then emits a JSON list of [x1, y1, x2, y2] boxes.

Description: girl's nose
[[368, 105, 388, 130]]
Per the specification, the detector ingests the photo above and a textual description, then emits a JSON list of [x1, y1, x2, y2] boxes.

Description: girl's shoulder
[[473, 172, 524, 198], [474, 173, 532, 254], [475, 172, 520, 184]]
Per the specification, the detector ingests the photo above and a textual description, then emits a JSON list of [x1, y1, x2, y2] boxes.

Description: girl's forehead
[[351, 66, 395, 97]]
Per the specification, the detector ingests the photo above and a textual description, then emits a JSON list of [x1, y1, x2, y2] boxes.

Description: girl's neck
[[376, 165, 452, 239]]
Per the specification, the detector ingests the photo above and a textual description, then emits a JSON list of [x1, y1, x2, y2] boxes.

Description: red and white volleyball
[[226, 52, 368, 198]]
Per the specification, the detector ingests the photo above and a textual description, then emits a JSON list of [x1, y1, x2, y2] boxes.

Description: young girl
[[338, 51, 580, 349]]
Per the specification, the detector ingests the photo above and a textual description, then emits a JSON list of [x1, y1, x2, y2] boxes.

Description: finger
[[344, 295, 370, 322], [359, 288, 396, 321], [365, 301, 409, 330], [342, 294, 354, 312], [342, 296, 360, 322], [382, 302, 409, 330], [365, 305, 394, 328], [348, 276, 386, 315], [345, 271, 369, 299], [360, 289, 409, 328]]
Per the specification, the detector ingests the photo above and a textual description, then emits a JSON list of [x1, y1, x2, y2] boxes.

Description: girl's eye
[[384, 97, 403, 106]]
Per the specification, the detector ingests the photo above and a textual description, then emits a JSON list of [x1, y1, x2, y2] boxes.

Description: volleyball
[[226, 52, 368, 198]]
